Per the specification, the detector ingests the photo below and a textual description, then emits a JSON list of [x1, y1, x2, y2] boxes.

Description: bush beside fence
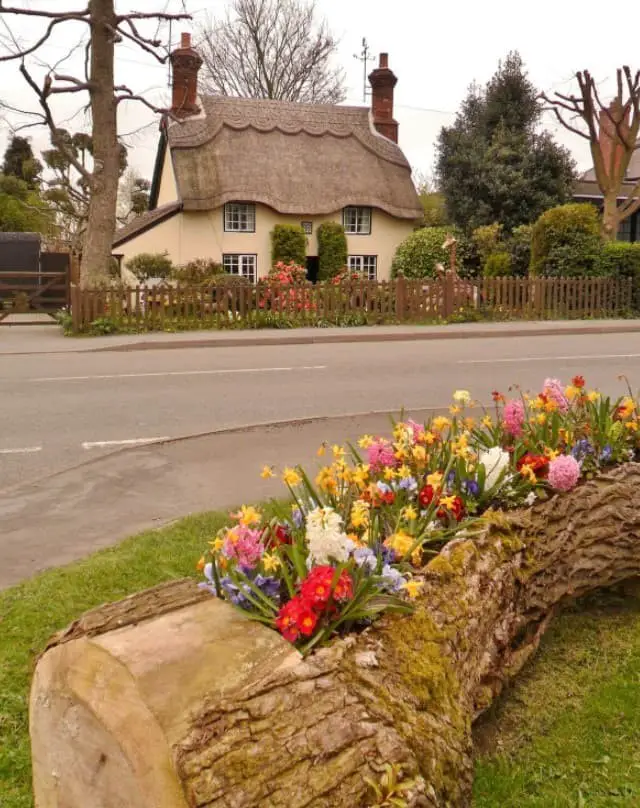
[[69, 275, 634, 335]]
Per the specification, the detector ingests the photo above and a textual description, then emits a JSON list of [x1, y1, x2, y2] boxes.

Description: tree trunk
[[32, 464, 640, 808], [80, 0, 119, 289], [602, 191, 620, 241]]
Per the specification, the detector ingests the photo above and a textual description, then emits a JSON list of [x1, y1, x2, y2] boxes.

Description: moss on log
[[32, 464, 640, 807]]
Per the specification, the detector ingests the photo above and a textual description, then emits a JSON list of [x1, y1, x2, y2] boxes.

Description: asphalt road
[[2, 329, 640, 491]]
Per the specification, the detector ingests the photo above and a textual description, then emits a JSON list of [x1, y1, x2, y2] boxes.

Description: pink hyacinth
[[543, 378, 569, 413], [367, 438, 398, 471], [222, 525, 264, 569], [548, 454, 580, 491], [406, 419, 423, 442], [503, 399, 525, 437]]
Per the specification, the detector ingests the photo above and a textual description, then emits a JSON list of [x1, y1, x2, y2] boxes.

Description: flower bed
[[199, 376, 640, 653]]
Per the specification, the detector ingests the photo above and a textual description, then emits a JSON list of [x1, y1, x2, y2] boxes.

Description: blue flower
[[463, 480, 480, 497], [380, 564, 406, 593], [220, 577, 252, 608], [599, 445, 613, 463], [447, 471, 456, 485], [254, 574, 281, 601], [397, 476, 418, 492], [292, 508, 304, 528], [376, 481, 392, 495], [354, 547, 377, 572], [571, 439, 594, 460]]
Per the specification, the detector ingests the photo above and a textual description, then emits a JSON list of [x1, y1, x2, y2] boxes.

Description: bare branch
[[115, 11, 191, 23], [0, 6, 89, 18], [0, 15, 88, 61]]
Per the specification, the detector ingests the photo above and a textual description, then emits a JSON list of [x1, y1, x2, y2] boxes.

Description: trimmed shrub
[[507, 224, 532, 277], [271, 224, 307, 266], [484, 251, 512, 277], [171, 258, 224, 284], [530, 203, 602, 277], [126, 251, 173, 281], [391, 226, 473, 279], [317, 221, 347, 280], [472, 223, 503, 265], [597, 241, 640, 311]]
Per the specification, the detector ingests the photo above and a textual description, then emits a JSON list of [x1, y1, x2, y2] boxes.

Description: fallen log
[[30, 463, 640, 807]]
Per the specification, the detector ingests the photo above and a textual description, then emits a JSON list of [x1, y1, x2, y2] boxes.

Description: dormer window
[[224, 202, 256, 232], [343, 206, 371, 235]]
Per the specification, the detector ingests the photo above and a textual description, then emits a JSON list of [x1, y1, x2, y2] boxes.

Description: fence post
[[395, 275, 407, 321], [443, 272, 455, 318], [70, 285, 80, 332]]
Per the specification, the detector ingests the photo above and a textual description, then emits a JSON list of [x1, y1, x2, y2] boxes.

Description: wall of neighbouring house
[[116, 204, 416, 280], [156, 149, 179, 208]]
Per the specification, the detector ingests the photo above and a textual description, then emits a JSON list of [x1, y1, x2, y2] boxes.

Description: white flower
[[524, 491, 537, 506], [305, 507, 351, 565], [453, 389, 471, 405], [479, 446, 510, 490]]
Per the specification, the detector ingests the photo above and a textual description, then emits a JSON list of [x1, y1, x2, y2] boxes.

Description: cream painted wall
[[117, 204, 416, 280], [156, 149, 178, 208]]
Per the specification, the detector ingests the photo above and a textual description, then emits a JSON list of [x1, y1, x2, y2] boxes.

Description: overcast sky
[[0, 0, 637, 185]]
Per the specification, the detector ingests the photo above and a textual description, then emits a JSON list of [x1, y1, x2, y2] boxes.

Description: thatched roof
[[160, 96, 422, 220], [113, 202, 181, 248]]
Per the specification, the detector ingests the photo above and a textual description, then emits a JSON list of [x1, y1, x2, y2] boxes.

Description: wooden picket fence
[[69, 275, 635, 333]]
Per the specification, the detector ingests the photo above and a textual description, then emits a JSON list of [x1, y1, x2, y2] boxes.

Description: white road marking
[[0, 446, 43, 455], [458, 353, 640, 365], [82, 437, 171, 449], [26, 365, 327, 383]]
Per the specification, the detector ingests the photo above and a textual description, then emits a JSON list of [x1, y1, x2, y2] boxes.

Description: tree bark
[[36, 464, 640, 808], [80, 0, 119, 288], [602, 190, 620, 241]]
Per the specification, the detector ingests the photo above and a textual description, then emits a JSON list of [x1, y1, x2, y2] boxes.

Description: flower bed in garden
[[199, 376, 640, 653]]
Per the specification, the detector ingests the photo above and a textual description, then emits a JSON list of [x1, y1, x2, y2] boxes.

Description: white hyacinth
[[306, 507, 352, 565], [479, 446, 510, 491]]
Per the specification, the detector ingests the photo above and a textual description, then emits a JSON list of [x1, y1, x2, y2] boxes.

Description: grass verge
[[473, 587, 640, 807], [2, 511, 640, 808]]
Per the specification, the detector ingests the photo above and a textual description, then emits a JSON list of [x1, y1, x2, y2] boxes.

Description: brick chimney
[[170, 33, 203, 119], [368, 53, 398, 143], [599, 100, 630, 180]]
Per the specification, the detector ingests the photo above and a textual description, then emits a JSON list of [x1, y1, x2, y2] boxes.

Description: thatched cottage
[[113, 34, 422, 282]]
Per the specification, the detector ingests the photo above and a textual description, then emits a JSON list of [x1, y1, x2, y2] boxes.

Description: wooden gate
[[0, 263, 70, 324]]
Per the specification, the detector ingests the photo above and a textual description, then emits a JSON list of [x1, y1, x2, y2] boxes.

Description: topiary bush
[[171, 258, 224, 284], [317, 221, 347, 280], [126, 251, 174, 282], [483, 251, 512, 277], [507, 224, 532, 277], [530, 203, 602, 277], [472, 223, 504, 265], [271, 224, 307, 266], [391, 226, 473, 279]]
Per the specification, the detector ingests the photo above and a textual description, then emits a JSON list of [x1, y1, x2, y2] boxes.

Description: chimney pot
[[368, 52, 398, 143], [170, 31, 202, 119]]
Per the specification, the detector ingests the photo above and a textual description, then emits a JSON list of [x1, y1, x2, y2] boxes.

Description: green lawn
[[1, 513, 639, 808]]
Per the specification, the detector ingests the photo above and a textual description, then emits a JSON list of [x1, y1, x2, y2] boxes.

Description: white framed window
[[348, 255, 377, 280], [343, 206, 372, 235], [223, 254, 257, 283], [224, 202, 256, 232]]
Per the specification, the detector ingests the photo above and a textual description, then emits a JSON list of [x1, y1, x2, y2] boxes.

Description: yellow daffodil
[[423, 431, 436, 445], [347, 532, 366, 547], [209, 536, 225, 552], [350, 500, 370, 529], [233, 504, 262, 526], [384, 530, 414, 558], [544, 400, 558, 413], [403, 580, 424, 599], [395, 448, 407, 461], [438, 495, 456, 511], [316, 443, 327, 457], [397, 464, 412, 479], [519, 464, 537, 484], [464, 417, 476, 430], [619, 397, 635, 418], [384, 466, 397, 481], [449, 405, 461, 416], [260, 465, 275, 479], [412, 445, 427, 462], [403, 505, 418, 521], [544, 447, 559, 460], [587, 390, 600, 403], [433, 416, 451, 432], [482, 415, 493, 428], [315, 466, 337, 493], [352, 464, 370, 489], [262, 553, 281, 572], [358, 434, 374, 449], [427, 471, 444, 488], [332, 444, 346, 459], [626, 420, 639, 432], [453, 389, 471, 405], [565, 385, 579, 401], [282, 467, 302, 487], [196, 555, 206, 571], [411, 546, 423, 568], [536, 413, 547, 425]]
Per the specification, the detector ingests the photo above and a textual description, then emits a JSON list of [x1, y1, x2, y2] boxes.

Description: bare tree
[[198, 0, 345, 104], [540, 67, 640, 240], [0, 2, 190, 287]]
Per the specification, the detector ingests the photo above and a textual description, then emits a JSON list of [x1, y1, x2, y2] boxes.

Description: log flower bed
[[31, 377, 640, 808]]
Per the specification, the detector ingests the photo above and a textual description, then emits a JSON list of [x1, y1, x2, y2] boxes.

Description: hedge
[[391, 226, 474, 279], [530, 203, 602, 277], [317, 222, 347, 280], [271, 224, 307, 266]]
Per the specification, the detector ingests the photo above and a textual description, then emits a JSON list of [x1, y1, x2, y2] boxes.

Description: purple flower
[[397, 476, 418, 492], [354, 547, 377, 572], [600, 445, 613, 463], [292, 507, 304, 528], [463, 480, 480, 497], [254, 574, 281, 601], [220, 577, 252, 608], [380, 564, 406, 593]]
